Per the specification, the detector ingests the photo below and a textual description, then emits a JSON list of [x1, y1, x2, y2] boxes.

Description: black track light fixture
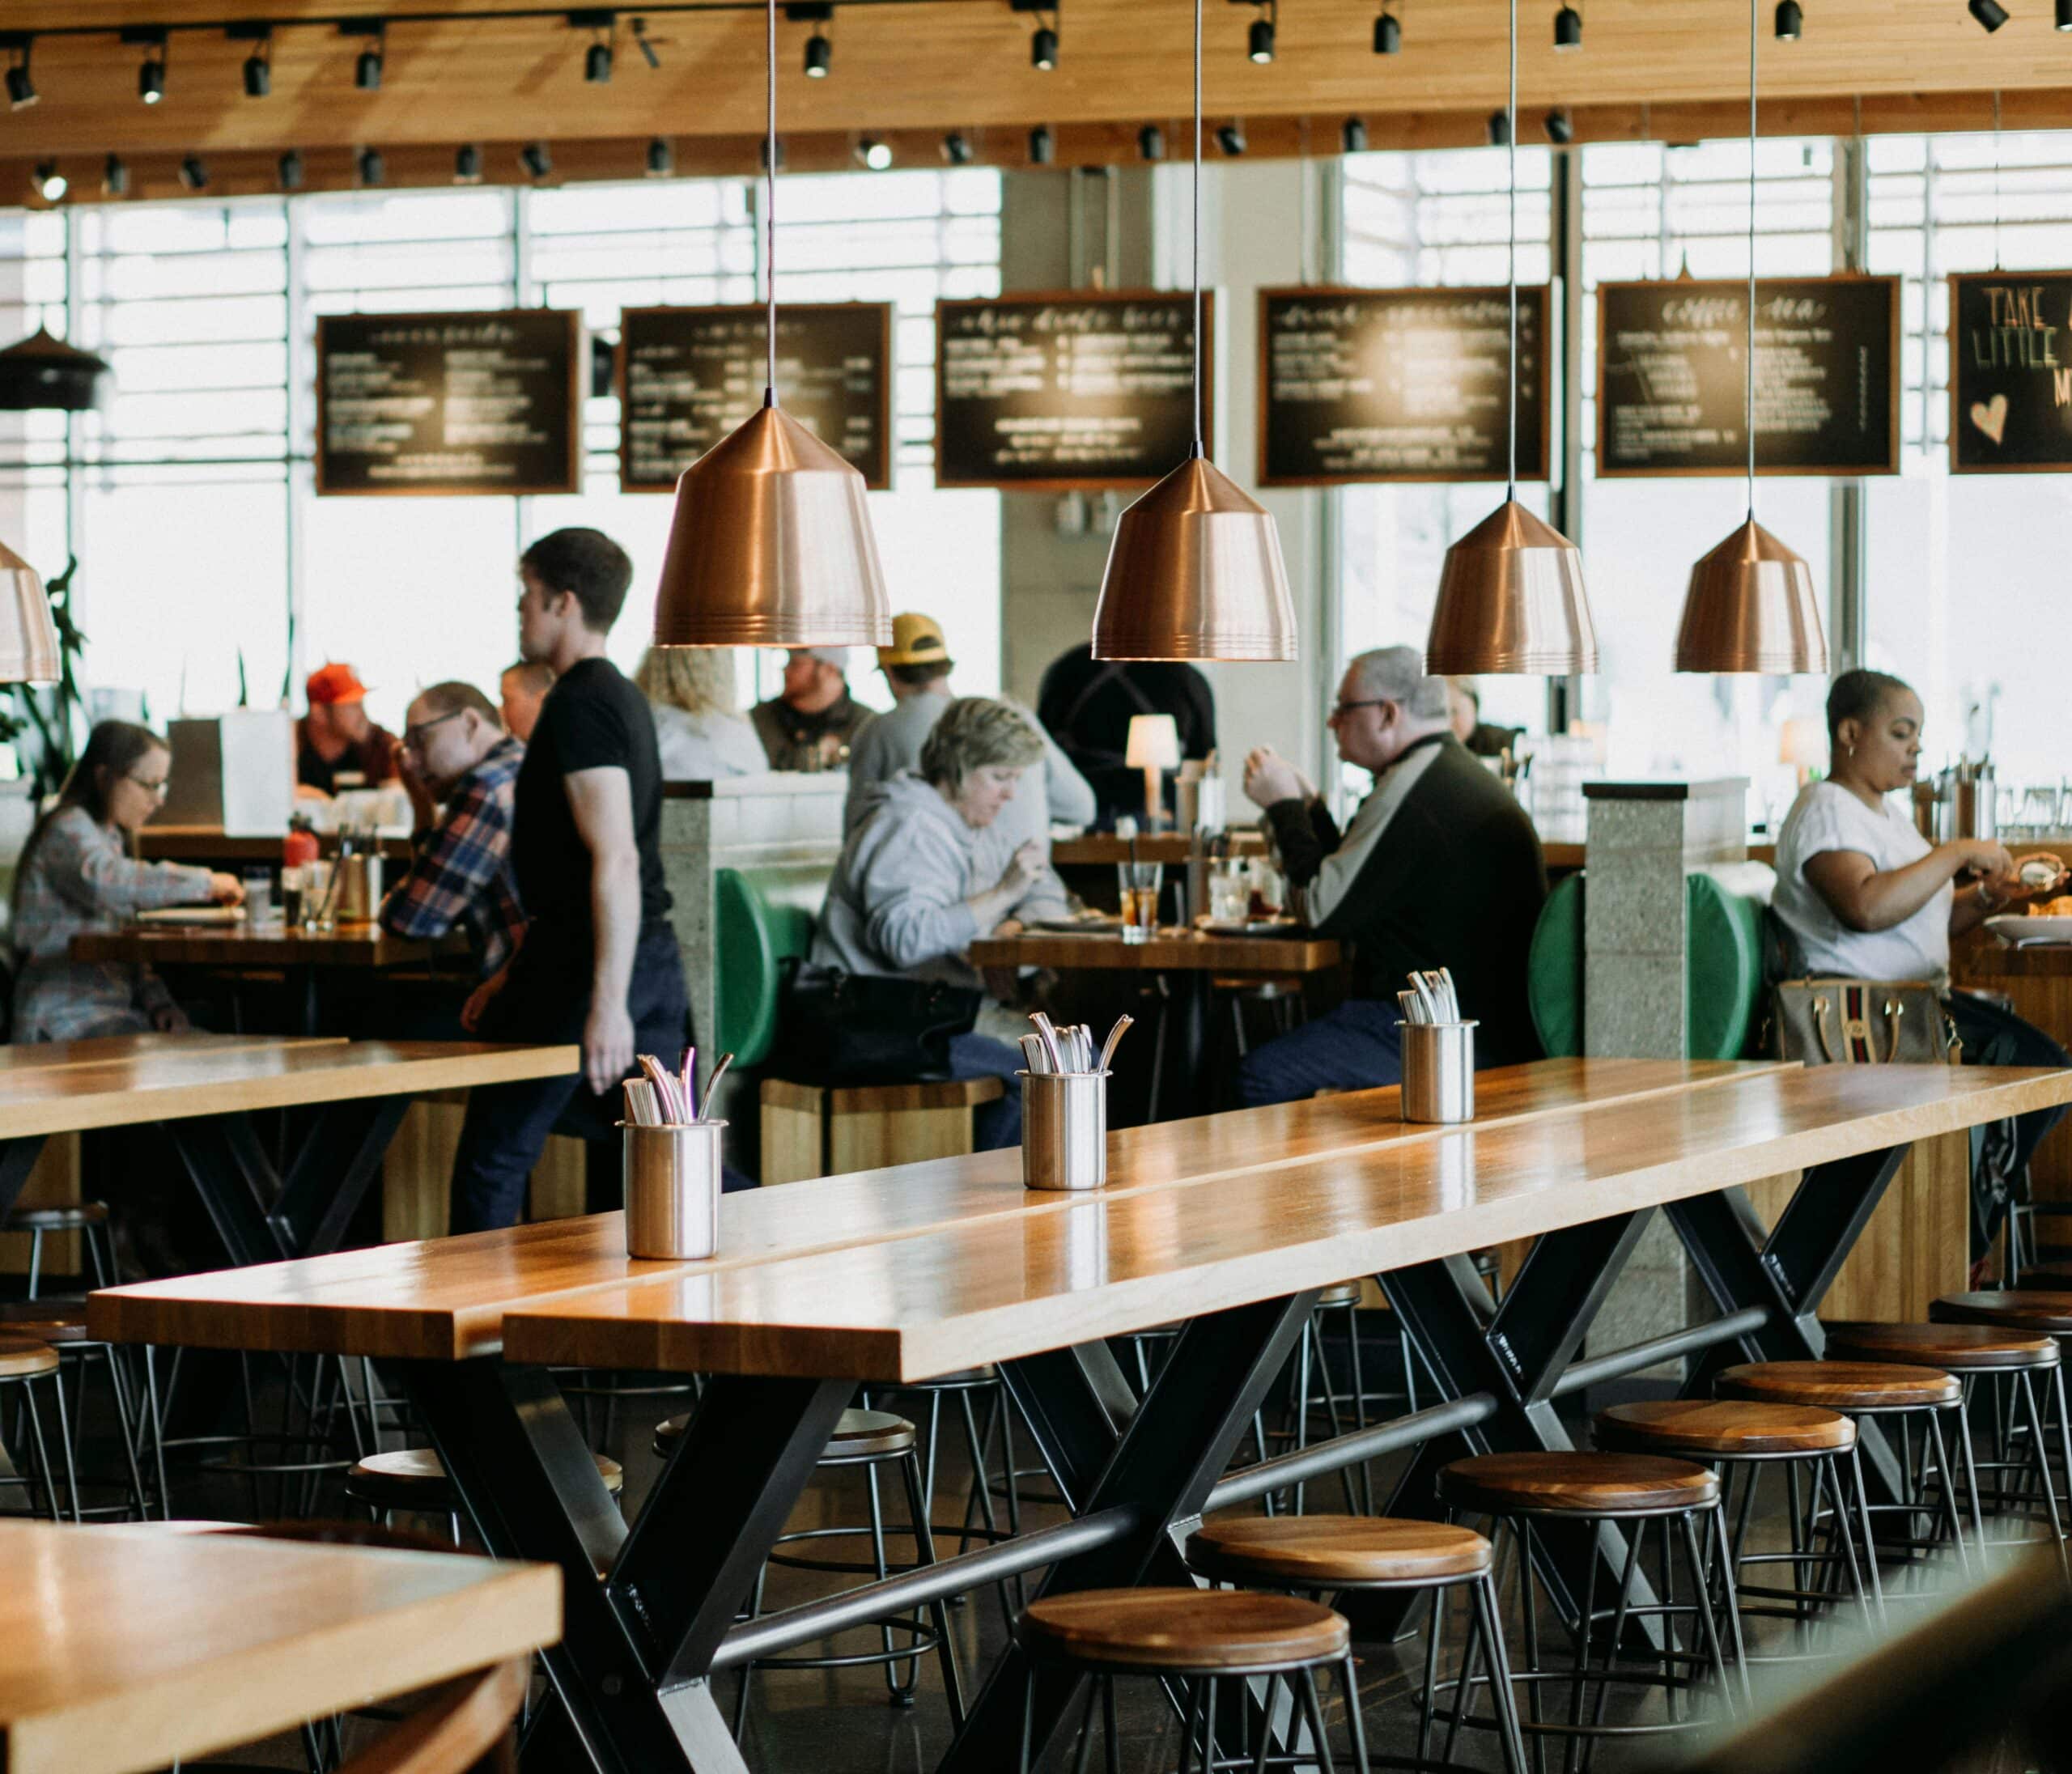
[[1553, 2, 1582, 49], [1216, 119, 1247, 155], [1488, 109, 1510, 146], [632, 17, 661, 66], [7, 45, 36, 112], [357, 146, 384, 186], [278, 148, 304, 189], [1374, 6, 1401, 53], [760, 138, 784, 172], [1031, 10, 1059, 69], [2057, 0, 2072, 27], [520, 140, 553, 180], [647, 135, 674, 176], [856, 135, 893, 169], [1247, 1, 1276, 63], [103, 154, 129, 197], [1775, 0, 1803, 37], [585, 36, 614, 82], [1027, 124, 1054, 164], [454, 143, 482, 182], [242, 38, 271, 99], [178, 155, 207, 191], [1545, 106, 1573, 143], [354, 25, 384, 91], [34, 163, 66, 204], [1341, 116, 1368, 153], [138, 47, 167, 105], [804, 28, 832, 76], [1139, 122, 1167, 160], [1969, 0, 2008, 29], [941, 130, 974, 165]]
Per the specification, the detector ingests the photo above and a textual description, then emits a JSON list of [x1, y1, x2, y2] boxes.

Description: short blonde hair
[[635, 647, 740, 720], [919, 697, 1043, 793]]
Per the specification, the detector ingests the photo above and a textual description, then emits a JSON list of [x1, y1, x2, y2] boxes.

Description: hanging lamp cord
[[1505, 0, 1517, 499], [1191, 0, 1204, 456], [1745, 0, 1756, 518], [764, 0, 778, 404]]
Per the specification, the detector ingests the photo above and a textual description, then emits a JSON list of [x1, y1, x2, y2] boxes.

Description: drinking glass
[[1207, 861, 1249, 926], [302, 859, 336, 932], [240, 867, 273, 926], [1116, 860, 1163, 945], [2022, 786, 2061, 838]]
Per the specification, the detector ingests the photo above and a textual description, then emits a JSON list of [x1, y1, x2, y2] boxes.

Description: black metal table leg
[[940, 1291, 1316, 1774]]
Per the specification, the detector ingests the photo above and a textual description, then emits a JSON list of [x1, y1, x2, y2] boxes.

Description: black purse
[[776, 961, 983, 1085]]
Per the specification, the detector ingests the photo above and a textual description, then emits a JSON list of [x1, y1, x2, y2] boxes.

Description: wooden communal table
[[1049, 831, 1267, 868], [0, 1034, 578, 1269], [0, 1517, 559, 1774], [88, 1057, 2070, 1774], [137, 825, 414, 867], [968, 925, 1343, 1118], [1953, 936, 2072, 1209]]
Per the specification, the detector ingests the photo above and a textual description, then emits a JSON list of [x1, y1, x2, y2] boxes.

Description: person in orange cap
[[296, 661, 401, 798]]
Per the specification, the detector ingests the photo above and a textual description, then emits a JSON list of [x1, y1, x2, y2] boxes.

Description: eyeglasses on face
[[402, 708, 467, 753], [1328, 698, 1389, 721], [124, 772, 171, 797]]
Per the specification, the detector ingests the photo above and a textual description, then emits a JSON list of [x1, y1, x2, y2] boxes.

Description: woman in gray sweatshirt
[[811, 698, 1048, 1148]]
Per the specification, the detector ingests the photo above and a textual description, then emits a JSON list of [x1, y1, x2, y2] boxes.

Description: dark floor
[[3, 1330, 2050, 1774]]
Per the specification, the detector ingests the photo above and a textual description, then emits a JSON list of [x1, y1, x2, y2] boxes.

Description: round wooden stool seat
[[1594, 1398, 1856, 1457], [656, 1406, 916, 1461], [1021, 1587, 1348, 1673], [1437, 1450, 1719, 1517], [1716, 1360, 1960, 1411], [0, 1335, 59, 1379], [1824, 1320, 2059, 1370], [2, 1200, 108, 1232], [1187, 1515, 1492, 1589], [1931, 1291, 2072, 1336], [349, 1446, 622, 1510], [1316, 1281, 1364, 1309], [0, 1300, 91, 1345]]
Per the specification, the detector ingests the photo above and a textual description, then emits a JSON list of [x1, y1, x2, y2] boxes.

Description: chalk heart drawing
[[1970, 393, 2009, 447]]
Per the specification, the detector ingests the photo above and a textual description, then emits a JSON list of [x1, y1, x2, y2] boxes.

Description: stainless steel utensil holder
[[1021, 1071, 1108, 1190], [622, 1120, 725, 1258], [1400, 1021, 1476, 1124]]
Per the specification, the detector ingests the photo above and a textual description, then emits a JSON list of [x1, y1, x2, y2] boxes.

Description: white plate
[[137, 906, 246, 926], [1197, 917, 1300, 937], [1986, 914, 2072, 945], [1025, 915, 1118, 934]]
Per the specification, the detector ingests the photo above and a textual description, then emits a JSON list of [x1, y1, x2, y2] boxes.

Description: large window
[[0, 168, 1004, 735]]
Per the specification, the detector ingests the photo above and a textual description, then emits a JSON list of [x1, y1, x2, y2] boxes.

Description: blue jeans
[[1947, 988, 2071, 1254], [1238, 999, 1406, 1108], [949, 1032, 1024, 1150]]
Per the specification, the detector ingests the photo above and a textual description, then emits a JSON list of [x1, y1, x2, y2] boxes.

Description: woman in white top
[[635, 647, 768, 782], [1774, 667, 2068, 1261]]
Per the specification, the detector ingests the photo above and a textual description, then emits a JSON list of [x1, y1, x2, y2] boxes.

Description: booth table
[[87, 1057, 2071, 1774], [0, 1517, 559, 1774]]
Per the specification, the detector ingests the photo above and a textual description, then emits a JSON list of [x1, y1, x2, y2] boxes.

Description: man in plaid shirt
[[380, 681, 526, 978]]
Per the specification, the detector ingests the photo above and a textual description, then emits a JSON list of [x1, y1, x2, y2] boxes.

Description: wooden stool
[[1594, 1399, 1882, 1649], [1216, 974, 1308, 1058], [658, 1406, 964, 1733], [1714, 1361, 1976, 1585], [1188, 1515, 1525, 1772], [0, 1335, 73, 1521], [346, 1445, 623, 1547], [1437, 1450, 1746, 1763], [1017, 1587, 1365, 1774], [760, 1076, 1007, 1184], [0, 1297, 155, 1521], [2, 1199, 115, 1297]]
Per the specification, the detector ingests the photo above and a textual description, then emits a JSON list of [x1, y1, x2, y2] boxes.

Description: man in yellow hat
[[843, 613, 1093, 910]]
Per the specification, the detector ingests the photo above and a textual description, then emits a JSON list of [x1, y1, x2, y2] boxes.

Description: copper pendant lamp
[[1089, 0, 1295, 663], [649, 0, 890, 649], [0, 541, 60, 685], [1424, 0, 1597, 677], [1671, 0, 1827, 676]]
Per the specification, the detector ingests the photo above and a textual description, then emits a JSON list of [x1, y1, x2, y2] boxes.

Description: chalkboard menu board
[[620, 303, 894, 493], [1596, 276, 1899, 477], [1949, 273, 2072, 473], [315, 308, 582, 497], [935, 291, 1212, 490], [1256, 285, 1550, 486]]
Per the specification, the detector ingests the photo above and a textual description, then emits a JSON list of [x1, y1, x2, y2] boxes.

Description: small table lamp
[[1126, 714, 1182, 830], [1778, 717, 1826, 787]]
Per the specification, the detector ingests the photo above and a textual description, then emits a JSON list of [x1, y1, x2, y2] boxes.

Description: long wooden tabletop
[[0, 1038, 580, 1140], [90, 1059, 1789, 1360], [967, 928, 1341, 974], [498, 1064, 2072, 1384], [0, 1032, 345, 1074], [71, 920, 465, 970], [0, 1518, 560, 1774]]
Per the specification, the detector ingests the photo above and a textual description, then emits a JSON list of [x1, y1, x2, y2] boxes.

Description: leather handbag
[[775, 961, 983, 1086], [1768, 978, 1959, 1067]]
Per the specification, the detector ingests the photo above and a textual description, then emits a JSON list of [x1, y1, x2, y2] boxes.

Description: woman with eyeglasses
[[10, 719, 242, 1042]]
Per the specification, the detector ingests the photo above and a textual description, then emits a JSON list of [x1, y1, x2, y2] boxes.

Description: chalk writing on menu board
[[1257, 285, 1550, 485], [1596, 277, 1899, 477], [1949, 273, 2072, 473], [316, 308, 582, 496], [620, 303, 894, 492], [935, 291, 1211, 490]]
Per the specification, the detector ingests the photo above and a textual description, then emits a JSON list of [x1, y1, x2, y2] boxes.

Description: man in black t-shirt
[[448, 527, 692, 1233]]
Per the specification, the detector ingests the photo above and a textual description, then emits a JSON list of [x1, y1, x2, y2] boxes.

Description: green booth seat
[[1527, 865, 1771, 1062], [714, 864, 824, 1068]]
